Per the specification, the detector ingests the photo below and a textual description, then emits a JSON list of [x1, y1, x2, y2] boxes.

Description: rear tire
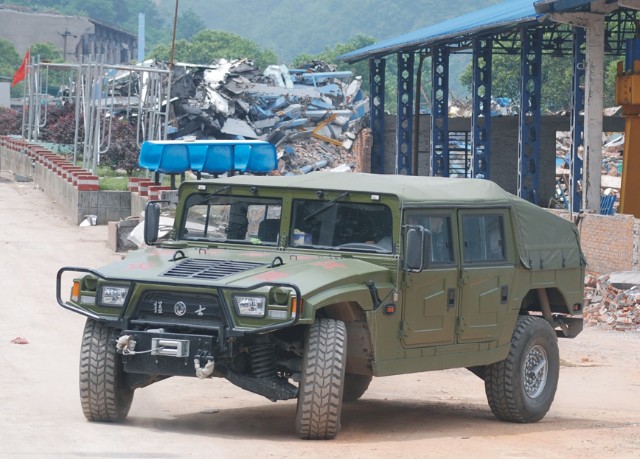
[[79, 319, 134, 422], [485, 316, 559, 423], [295, 318, 347, 439], [342, 374, 372, 403]]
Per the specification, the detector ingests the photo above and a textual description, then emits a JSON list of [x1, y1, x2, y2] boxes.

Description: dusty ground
[[1, 171, 639, 458]]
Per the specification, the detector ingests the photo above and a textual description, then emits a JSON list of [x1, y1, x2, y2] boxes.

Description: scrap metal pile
[[144, 59, 367, 174], [583, 273, 640, 331]]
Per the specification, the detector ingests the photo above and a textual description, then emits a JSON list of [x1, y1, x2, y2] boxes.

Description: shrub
[[100, 119, 140, 175], [39, 104, 82, 144], [0, 107, 21, 135]]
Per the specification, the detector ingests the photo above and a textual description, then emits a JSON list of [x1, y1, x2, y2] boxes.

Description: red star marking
[[126, 262, 156, 270], [147, 248, 174, 256], [311, 261, 347, 270], [295, 255, 317, 260], [242, 252, 271, 258], [254, 271, 289, 281]]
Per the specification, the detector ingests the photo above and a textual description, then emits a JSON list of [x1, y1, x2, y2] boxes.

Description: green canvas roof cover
[[192, 172, 585, 270]]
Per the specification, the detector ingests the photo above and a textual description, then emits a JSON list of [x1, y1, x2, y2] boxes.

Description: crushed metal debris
[[110, 58, 368, 174]]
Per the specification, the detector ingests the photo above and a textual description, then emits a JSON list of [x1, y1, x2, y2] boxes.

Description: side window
[[461, 214, 506, 263], [181, 195, 282, 244], [290, 200, 394, 252], [405, 213, 454, 264]]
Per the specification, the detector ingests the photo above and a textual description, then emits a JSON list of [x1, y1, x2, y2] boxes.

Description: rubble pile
[[554, 130, 623, 210], [555, 132, 623, 177], [275, 138, 356, 175], [112, 59, 368, 174], [583, 273, 640, 331]]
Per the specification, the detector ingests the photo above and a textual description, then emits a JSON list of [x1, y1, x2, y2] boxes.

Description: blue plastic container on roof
[[139, 139, 278, 176]]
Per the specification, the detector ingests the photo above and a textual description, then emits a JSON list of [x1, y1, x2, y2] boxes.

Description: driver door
[[401, 211, 459, 346]]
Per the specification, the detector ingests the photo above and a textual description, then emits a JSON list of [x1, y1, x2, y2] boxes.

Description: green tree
[[31, 42, 63, 63], [460, 53, 621, 113], [604, 58, 621, 108], [0, 38, 21, 85], [176, 9, 206, 41], [64, 0, 116, 22], [460, 54, 521, 106], [149, 29, 278, 68], [29, 43, 65, 96]]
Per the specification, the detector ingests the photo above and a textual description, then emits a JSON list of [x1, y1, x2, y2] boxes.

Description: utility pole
[[170, 0, 179, 70], [58, 29, 77, 62]]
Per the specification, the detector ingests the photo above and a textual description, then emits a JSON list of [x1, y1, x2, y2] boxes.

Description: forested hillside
[[162, 0, 500, 62], [2, 0, 500, 63], [1, 0, 501, 98]]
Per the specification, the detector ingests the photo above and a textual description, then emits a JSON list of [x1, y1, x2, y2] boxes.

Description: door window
[[461, 214, 506, 263], [405, 213, 454, 264]]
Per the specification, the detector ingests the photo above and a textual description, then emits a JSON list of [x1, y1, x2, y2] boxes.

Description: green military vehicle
[[57, 171, 585, 439]]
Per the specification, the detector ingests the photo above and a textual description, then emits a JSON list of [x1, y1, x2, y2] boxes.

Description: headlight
[[233, 295, 266, 317], [99, 285, 130, 307]]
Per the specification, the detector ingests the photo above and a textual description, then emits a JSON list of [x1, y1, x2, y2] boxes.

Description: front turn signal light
[[71, 281, 81, 302], [291, 297, 303, 318]]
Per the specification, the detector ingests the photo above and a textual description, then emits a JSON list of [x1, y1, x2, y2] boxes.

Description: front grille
[[136, 291, 223, 325], [162, 258, 265, 280]]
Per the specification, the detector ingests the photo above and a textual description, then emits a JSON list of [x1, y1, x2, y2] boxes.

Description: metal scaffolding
[[22, 58, 171, 172]]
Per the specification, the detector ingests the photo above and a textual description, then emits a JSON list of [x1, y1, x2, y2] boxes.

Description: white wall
[[0, 83, 10, 108]]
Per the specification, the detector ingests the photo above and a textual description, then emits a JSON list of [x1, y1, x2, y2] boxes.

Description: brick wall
[[0, 136, 131, 224], [549, 209, 639, 274], [354, 128, 373, 173]]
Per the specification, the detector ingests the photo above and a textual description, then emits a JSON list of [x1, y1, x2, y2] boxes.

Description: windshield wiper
[[204, 185, 232, 201], [303, 191, 349, 222]]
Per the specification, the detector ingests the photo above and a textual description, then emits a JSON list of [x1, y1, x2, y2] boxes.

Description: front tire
[[79, 319, 134, 422], [485, 316, 559, 423], [295, 318, 347, 439]]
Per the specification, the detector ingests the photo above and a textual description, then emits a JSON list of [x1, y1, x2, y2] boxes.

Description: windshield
[[290, 199, 394, 253], [181, 194, 283, 245]]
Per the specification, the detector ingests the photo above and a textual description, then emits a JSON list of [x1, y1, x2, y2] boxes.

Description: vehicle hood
[[94, 246, 394, 296]]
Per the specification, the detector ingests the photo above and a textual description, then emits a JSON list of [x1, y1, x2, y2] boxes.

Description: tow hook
[[116, 335, 137, 355], [194, 355, 215, 379]]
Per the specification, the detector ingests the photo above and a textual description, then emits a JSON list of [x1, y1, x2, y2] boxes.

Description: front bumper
[[121, 330, 216, 377], [56, 266, 303, 335]]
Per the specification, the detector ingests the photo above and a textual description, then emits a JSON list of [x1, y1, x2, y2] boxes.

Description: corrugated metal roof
[[339, 0, 542, 62], [534, 0, 595, 13]]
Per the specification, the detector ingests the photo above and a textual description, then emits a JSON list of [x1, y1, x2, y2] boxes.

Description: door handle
[[447, 288, 456, 311], [500, 285, 509, 304]]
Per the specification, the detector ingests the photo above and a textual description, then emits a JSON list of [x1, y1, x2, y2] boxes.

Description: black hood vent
[[162, 258, 266, 280]]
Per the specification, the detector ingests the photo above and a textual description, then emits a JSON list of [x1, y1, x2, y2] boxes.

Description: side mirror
[[404, 227, 431, 272], [144, 202, 161, 245]]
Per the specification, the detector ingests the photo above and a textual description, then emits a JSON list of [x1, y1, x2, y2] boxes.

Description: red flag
[[11, 49, 30, 87]]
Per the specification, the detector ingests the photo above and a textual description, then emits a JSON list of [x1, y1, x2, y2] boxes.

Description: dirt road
[[1, 172, 639, 458]]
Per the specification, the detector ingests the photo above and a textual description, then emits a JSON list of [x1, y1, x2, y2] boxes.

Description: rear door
[[457, 209, 516, 343]]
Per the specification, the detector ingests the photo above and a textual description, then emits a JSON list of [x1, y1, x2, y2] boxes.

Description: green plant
[[98, 175, 129, 191], [99, 120, 140, 175], [39, 104, 80, 144], [0, 107, 21, 135]]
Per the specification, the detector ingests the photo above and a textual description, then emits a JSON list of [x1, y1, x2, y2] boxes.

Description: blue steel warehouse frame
[[339, 0, 639, 209]]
